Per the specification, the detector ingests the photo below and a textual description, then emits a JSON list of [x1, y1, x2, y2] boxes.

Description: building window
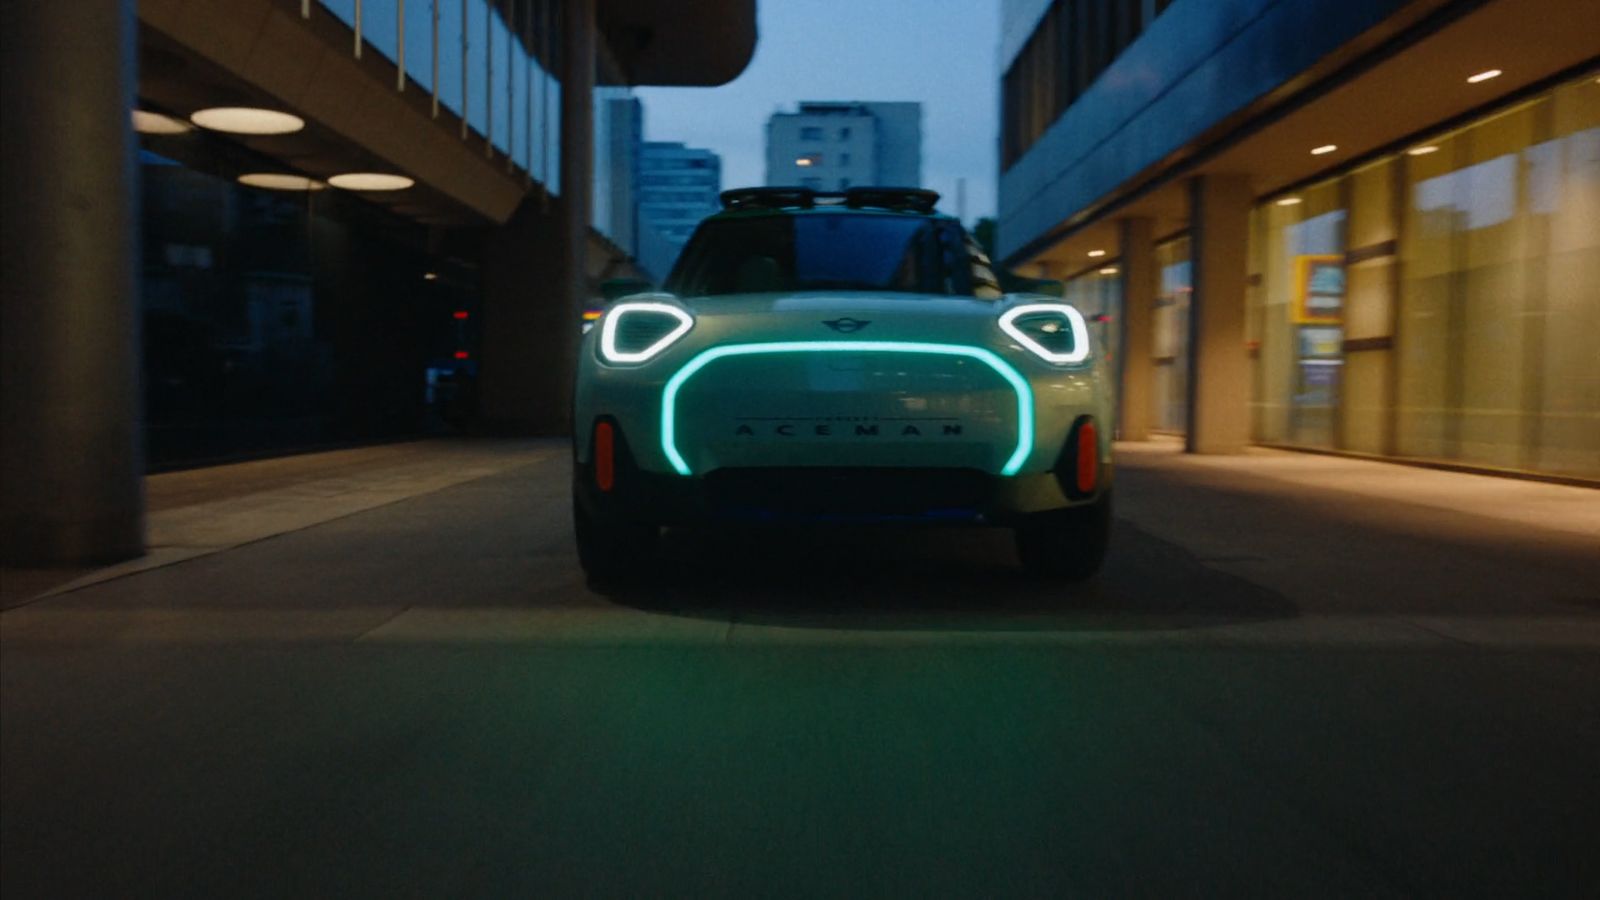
[[840, 152, 851, 166], [1003, 0, 1162, 171], [1063, 264, 1123, 376], [800, 126, 823, 140], [1396, 77, 1599, 476], [1152, 237, 1192, 433], [1242, 71, 1600, 479], [1250, 178, 1346, 449], [839, 127, 851, 140], [800, 176, 823, 190]]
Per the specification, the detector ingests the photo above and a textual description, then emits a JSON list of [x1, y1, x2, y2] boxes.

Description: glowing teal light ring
[[660, 341, 1035, 477]]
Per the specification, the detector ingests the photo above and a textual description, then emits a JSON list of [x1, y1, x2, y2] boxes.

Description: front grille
[[666, 343, 1028, 476], [703, 467, 993, 521]]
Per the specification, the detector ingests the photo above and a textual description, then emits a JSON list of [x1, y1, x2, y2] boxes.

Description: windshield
[[665, 213, 1002, 298]]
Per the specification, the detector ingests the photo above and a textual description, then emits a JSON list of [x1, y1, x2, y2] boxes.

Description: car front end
[[572, 187, 1115, 582]]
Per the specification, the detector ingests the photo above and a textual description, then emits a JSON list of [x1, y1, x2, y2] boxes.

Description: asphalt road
[[3, 448, 1598, 898]]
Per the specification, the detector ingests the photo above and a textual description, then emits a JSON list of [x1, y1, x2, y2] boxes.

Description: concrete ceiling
[[135, 1, 763, 230], [600, 0, 757, 86], [1021, 0, 1600, 274]]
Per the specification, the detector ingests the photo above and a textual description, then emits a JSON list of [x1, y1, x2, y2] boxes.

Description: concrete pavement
[[3, 439, 1597, 897]]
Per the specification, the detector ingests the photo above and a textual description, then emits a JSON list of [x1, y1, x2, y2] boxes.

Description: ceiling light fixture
[[190, 107, 305, 135], [1087, 249, 1106, 258], [1311, 144, 1337, 155], [237, 173, 324, 191], [328, 172, 415, 191], [795, 157, 813, 167], [1098, 267, 1119, 275], [1407, 145, 1440, 156], [132, 110, 192, 134], [1466, 69, 1502, 84], [1276, 196, 1302, 206]]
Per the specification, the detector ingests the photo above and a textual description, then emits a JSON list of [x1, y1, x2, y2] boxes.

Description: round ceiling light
[[328, 172, 415, 191], [190, 107, 305, 135], [132, 110, 192, 134], [238, 173, 325, 191]]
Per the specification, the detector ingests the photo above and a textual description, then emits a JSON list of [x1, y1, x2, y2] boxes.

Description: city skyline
[[636, 0, 999, 223]]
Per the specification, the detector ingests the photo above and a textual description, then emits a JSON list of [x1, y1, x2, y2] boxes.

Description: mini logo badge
[[822, 317, 871, 333]]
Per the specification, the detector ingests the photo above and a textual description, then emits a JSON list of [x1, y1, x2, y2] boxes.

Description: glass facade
[[1250, 178, 1347, 447], [1001, 0, 1167, 169], [1249, 71, 1600, 479], [136, 118, 477, 468], [1062, 267, 1122, 392], [319, 0, 561, 189], [1152, 237, 1191, 433]]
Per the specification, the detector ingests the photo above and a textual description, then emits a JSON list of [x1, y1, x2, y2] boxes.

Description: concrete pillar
[[1186, 175, 1253, 454], [553, 0, 595, 433], [1117, 218, 1157, 441], [477, 0, 594, 435], [0, 0, 145, 564], [480, 199, 570, 431]]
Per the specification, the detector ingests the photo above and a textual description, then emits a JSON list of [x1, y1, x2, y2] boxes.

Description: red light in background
[[454, 351, 470, 360], [453, 310, 469, 320]]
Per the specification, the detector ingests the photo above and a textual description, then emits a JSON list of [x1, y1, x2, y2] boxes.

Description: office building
[[997, 0, 1598, 481], [766, 101, 922, 190], [638, 141, 723, 278]]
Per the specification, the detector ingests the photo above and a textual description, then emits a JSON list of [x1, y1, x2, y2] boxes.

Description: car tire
[[573, 493, 659, 584], [1014, 491, 1112, 581]]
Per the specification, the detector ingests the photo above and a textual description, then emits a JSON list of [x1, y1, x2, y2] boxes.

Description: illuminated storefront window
[[1252, 179, 1346, 448], [1153, 237, 1191, 433], [1062, 266, 1121, 383], [1248, 71, 1599, 479], [1398, 77, 1600, 477]]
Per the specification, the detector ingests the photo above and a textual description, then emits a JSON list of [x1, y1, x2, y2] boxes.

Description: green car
[[573, 187, 1114, 582]]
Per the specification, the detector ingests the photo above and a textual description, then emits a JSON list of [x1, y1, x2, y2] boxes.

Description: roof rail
[[719, 186, 942, 214], [845, 187, 939, 213], [719, 187, 815, 210]]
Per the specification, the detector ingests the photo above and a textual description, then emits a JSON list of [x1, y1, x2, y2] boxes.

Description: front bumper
[[574, 420, 1111, 527]]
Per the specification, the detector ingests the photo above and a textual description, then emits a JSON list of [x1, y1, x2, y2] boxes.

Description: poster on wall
[[1292, 254, 1345, 324], [1297, 326, 1343, 359]]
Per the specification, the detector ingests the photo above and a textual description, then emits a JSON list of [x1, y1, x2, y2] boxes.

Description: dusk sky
[[634, 0, 1002, 223]]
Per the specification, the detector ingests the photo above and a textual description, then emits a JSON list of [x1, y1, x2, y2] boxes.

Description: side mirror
[[600, 277, 653, 301]]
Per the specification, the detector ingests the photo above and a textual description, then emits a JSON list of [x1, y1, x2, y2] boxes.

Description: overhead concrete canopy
[[600, 0, 757, 86], [1012, 0, 1600, 274]]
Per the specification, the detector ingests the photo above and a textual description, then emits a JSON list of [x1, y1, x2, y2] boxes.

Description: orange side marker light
[[1076, 419, 1098, 494], [594, 422, 616, 492]]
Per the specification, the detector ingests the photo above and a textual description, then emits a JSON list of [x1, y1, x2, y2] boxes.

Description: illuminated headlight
[[998, 303, 1090, 364], [599, 302, 694, 364]]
